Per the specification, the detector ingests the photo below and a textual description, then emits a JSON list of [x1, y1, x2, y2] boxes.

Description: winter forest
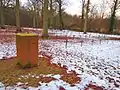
[[0, 0, 120, 90]]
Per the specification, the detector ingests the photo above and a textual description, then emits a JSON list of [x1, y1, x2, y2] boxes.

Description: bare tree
[[59, 0, 64, 30], [25, 0, 42, 28], [16, 0, 21, 32], [42, 0, 49, 38], [0, 0, 14, 29], [109, 0, 119, 32], [26, 0, 43, 28], [49, 0, 53, 28], [56, 0, 64, 30], [40, 1, 44, 28], [0, 0, 5, 29], [99, 0, 108, 19], [83, 0, 90, 34], [80, 0, 85, 31], [90, 0, 108, 19], [81, 0, 85, 19]]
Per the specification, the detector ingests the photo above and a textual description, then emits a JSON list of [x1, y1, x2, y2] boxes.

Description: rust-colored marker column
[[16, 33, 38, 67]]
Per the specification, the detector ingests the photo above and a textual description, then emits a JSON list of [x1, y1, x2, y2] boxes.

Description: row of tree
[[81, 0, 120, 34], [0, 0, 65, 37], [0, 0, 120, 37], [0, 0, 21, 31]]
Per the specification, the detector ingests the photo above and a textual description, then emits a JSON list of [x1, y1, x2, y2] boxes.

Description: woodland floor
[[0, 28, 120, 90]]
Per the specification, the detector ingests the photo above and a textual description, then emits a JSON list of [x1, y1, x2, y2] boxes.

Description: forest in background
[[0, 0, 120, 34]]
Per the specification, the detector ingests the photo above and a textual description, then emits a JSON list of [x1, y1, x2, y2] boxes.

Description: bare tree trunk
[[33, 5, 36, 28], [83, 0, 90, 34], [81, 0, 85, 19], [81, 0, 85, 31], [36, 4, 40, 28], [59, 0, 64, 30], [42, 0, 48, 38], [40, 6, 43, 28], [0, 0, 5, 29], [36, 11, 40, 28], [36, 1, 40, 28], [50, 0, 53, 28], [16, 0, 21, 32], [109, 0, 118, 33]]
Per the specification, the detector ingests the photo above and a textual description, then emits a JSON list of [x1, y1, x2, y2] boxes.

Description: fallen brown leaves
[[85, 84, 104, 90], [0, 56, 80, 87]]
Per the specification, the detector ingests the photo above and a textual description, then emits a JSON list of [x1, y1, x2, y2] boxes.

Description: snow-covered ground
[[0, 29, 120, 90]]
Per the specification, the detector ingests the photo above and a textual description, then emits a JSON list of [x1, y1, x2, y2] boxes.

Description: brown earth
[[0, 56, 80, 87]]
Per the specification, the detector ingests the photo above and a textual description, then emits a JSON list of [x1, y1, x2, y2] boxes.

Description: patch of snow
[[0, 29, 120, 89], [52, 75, 61, 79], [17, 82, 24, 86]]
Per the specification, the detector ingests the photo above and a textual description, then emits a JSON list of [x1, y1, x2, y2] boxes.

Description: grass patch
[[0, 57, 80, 87], [16, 61, 33, 69]]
